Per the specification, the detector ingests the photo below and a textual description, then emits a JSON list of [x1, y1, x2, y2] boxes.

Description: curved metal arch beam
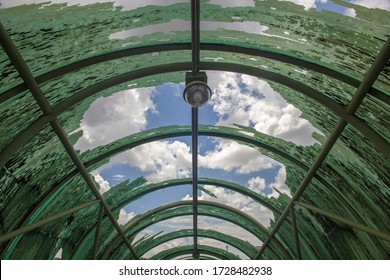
[[128, 229, 255, 259], [99, 200, 291, 260], [151, 245, 239, 260], [151, 245, 237, 260], [1, 43, 387, 105], [81, 125, 380, 236], [78, 177, 316, 260], [3, 123, 375, 259], [75, 177, 313, 260], [4, 124, 383, 259], [0, 123, 321, 259], [100, 179, 283, 259], [0, 20, 386, 260], [1, 61, 388, 173]]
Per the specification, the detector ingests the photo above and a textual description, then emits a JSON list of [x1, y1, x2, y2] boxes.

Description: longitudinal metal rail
[[190, 0, 201, 259]]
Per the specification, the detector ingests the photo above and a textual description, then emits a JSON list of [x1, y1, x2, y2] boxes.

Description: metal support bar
[[191, 0, 201, 258], [101, 200, 292, 260], [0, 24, 139, 260], [255, 37, 390, 259], [50, 120, 139, 259], [93, 204, 104, 260], [2, 61, 389, 172], [0, 22, 52, 114], [2, 43, 388, 106], [290, 207, 302, 260], [0, 200, 98, 243], [191, 0, 200, 73], [191, 107, 199, 257], [295, 202, 390, 242]]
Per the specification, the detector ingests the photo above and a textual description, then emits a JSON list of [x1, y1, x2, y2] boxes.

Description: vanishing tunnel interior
[[0, 0, 389, 260]]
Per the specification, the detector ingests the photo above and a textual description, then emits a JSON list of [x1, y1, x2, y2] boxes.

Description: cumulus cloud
[[208, 72, 320, 146], [142, 237, 193, 258], [269, 165, 291, 196], [101, 137, 282, 183], [342, 7, 357, 17], [92, 172, 110, 194], [140, 217, 260, 259], [107, 140, 192, 183], [278, 0, 326, 10], [198, 185, 275, 226], [199, 140, 276, 174], [118, 209, 136, 225], [346, 0, 390, 11], [279, 0, 389, 12], [74, 88, 157, 152], [248, 167, 291, 198], [208, 0, 255, 8], [199, 238, 249, 259]]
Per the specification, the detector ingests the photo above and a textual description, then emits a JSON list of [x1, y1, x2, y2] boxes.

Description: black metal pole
[[190, 0, 201, 259]]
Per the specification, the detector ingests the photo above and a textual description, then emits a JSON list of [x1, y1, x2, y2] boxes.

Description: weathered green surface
[[132, 229, 258, 259], [150, 244, 241, 260], [0, 0, 389, 260]]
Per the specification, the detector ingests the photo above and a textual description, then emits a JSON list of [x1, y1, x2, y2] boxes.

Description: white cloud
[[118, 209, 136, 225], [248, 167, 291, 198], [54, 248, 62, 260], [208, 0, 255, 8], [278, 0, 324, 10], [269, 165, 291, 197], [139, 217, 261, 259], [247, 176, 267, 192], [112, 174, 126, 181], [107, 140, 192, 183], [198, 185, 275, 226], [208, 72, 320, 146], [74, 88, 157, 152], [278, 0, 389, 12], [92, 172, 110, 194], [198, 217, 262, 246], [142, 237, 192, 258], [346, 0, 390, 11], [342, 7, 357, 17], [199, 140, 276, 174], [100, 137, 281, 183], [199, 237, 249, 259]]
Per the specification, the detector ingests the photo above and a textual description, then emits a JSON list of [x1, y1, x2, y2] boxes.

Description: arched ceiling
[[0, 0, 389, 260]]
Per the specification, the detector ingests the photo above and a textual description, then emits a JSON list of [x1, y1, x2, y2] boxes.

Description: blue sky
[[76, 71, 320, 258]]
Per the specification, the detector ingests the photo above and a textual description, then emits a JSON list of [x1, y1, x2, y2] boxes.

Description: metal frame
[[100, 200, 292, 260], [73, 176, 316, 260], [0, 200, 98, 243], [92, 205, 104, 260], [0, 23, 139, 260], [152, 245, 236, 260], [255, 37, 390, 259], [0, 4, 388, 258], [190, 0, 201, 258], [1, 60, 388, 172], [290, 207, 302, 260], [295, 202, 390, 242], [114, 229, 256, 260], [2, 126, 388, 258]]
